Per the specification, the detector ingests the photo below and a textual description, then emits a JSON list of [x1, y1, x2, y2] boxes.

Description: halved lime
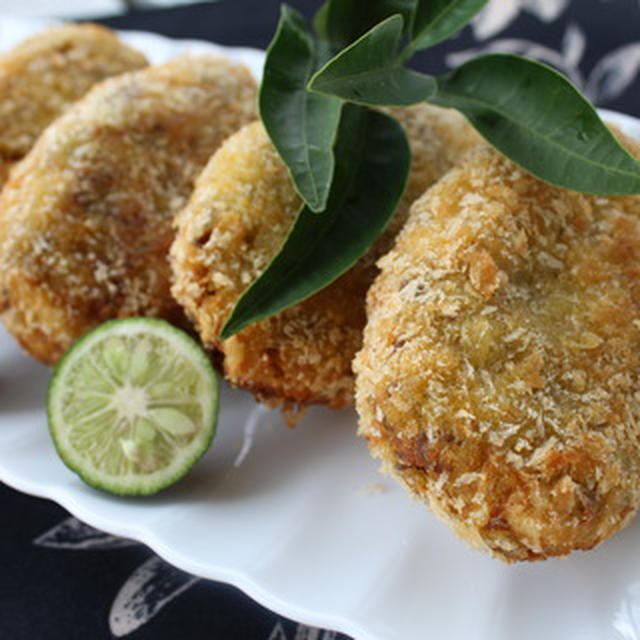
[[47, 318, 218, 496]]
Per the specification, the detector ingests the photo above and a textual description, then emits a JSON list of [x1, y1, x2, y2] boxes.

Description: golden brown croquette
[[171, 105, 480, 410], [354, 138, 640, 562], [0, 24, 147, 187], [0, 54, 257, 364]]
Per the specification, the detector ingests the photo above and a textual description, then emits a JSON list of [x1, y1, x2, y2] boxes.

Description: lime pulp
[[47, 318, 218, 496]]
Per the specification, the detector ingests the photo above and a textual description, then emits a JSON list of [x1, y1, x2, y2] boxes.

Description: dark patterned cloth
[[2, 1, 640, 638]]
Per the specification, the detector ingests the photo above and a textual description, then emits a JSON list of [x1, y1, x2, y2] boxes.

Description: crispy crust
[[171, 105, 480, 409], [0, 160, 12, 187], [355, 134, 640, 561], [0, 23, 148, 187], [0, 54, 257, 364]]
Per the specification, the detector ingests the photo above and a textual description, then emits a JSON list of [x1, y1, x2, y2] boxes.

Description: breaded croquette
[[171, 105, 480, 410], [0, 24, 147, 187], [0, 54, 257, 365], [354, 139, 640, 562]]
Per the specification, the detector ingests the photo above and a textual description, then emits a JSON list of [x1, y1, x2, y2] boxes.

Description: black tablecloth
[[2, 1, 640, 638]]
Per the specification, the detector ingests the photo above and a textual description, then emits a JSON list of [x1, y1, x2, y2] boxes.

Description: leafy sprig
[[222, 0, 640, 338], [222, 4, 413, 338], [310, 7, 640, 195]]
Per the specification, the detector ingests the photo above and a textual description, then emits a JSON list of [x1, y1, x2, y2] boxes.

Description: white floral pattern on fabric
[[458, 0, 640, 106], [34, 517, 138, 550], [268, 622, 338, 640], [109, 557, 200, 637], [584, 43, 640, 103], [448, 21, 640, 106], [472, 0, 571, 39], [33, 517, 334, 638], [447, 24, 586, 86]]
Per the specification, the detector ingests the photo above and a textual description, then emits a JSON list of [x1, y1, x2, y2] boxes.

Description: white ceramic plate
[[2, 16, 640, 640]]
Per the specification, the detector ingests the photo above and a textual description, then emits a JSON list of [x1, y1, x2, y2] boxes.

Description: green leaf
[[313, 2, 330, 39], [309, 15, 437, 106], [220, 105, 410, 339], [411, 0, 489, 50], [432, 54, 640, 195], [259, 5, 342, 212], [322, 0, 418, 48]]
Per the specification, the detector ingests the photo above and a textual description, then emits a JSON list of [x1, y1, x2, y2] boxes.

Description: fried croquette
[[0, 54, 257, 364], [354, 140, 640, 562], [171, 105, 480, 410], [0, 24, 147, 187]]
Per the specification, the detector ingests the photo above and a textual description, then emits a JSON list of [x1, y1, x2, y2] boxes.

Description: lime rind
[[47, 318, 219, 496]]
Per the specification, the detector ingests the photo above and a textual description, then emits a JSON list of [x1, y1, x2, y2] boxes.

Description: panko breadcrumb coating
[[0, 54, 257, 364], [171, 105, 480, 410], [354, 136, 640, 562], [0, 24, 147, 187]]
